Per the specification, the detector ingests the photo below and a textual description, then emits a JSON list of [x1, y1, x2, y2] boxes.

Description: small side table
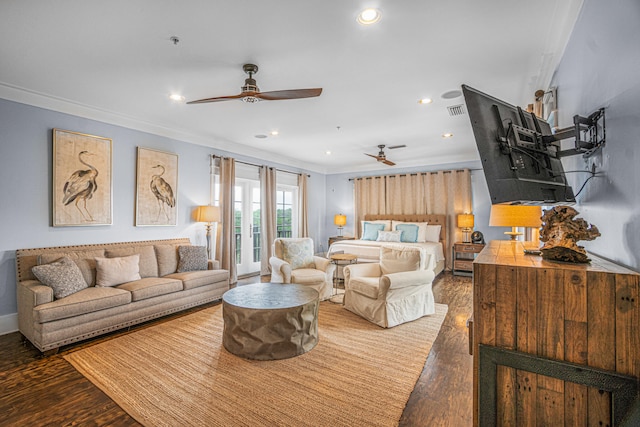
[[452, 242, 485, 276], [329, 253, 357, 303], [328, 235, 355, 249]]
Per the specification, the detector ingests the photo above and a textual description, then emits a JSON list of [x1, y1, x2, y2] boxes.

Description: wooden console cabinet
[[472, 240, 639, 426]]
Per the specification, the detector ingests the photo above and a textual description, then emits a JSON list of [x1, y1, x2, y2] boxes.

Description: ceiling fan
[[364, 144, 406, 166], [187, 64, 323, 105]]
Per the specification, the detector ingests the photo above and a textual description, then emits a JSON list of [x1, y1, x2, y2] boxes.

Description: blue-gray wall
[[0, 98, 325, 330], [551, 0, 640, 270]]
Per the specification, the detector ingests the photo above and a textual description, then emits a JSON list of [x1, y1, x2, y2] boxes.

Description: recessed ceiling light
[[254, 134, 268, 139], [325, 150, 332, 155], [169, 94, 185, 102], [442, 133, 454, 138], [270, 130, 279, 136], [357, 8, 381, 25], [418, 98, 433, 105]]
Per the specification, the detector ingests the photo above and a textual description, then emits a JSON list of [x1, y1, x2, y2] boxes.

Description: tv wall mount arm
[[494, 106, 606, 160]]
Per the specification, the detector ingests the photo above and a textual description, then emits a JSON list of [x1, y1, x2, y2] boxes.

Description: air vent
[[447, 104, 466, 117]]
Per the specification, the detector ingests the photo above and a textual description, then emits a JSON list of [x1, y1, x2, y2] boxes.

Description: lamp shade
[[194, 205, 220, 223], [457, 213, 475, 229], [489, 205, 542, 227], [334, 214, 347, 227]]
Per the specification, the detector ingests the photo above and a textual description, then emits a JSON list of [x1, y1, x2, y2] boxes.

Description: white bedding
[[328, 239, 445, 273]]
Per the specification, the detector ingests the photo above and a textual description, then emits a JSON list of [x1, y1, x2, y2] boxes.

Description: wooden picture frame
[[53, 129, 112, 226], [135, 147, 178, 226]]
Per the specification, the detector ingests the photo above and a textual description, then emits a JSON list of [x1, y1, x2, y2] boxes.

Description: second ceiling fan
[[187, 64, 323, 104], [365, 144, 406, 166]]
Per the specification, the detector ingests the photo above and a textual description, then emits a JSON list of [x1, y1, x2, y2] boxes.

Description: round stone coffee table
[[222, 283, 319, 360]]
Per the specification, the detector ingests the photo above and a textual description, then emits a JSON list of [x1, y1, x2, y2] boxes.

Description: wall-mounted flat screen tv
[[462, 84, 575, 205]]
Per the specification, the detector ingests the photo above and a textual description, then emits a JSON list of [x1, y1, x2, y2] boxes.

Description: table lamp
[[489, 205, 542, 244], [194, 205, 220, 259], [457, 213, 475, 243], [334, 214, 347, 237]]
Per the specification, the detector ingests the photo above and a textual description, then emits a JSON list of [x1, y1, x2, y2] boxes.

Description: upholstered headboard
[[363, 214, 448, 266]]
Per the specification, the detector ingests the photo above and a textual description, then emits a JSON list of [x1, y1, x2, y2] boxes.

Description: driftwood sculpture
[[539, 206, 601, 263]]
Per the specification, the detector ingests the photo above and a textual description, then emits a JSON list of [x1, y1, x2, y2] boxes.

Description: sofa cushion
[[34, 286, 132, 323], [95, 255, 141, 287], [291, 268, 326, 285], [281, 239, 315, 269], [166, 269, 229, 291], [106, 245, 158, 278], [177, 246, 208, 272], [32, 257, 88, 299], [348, 276, 380, 299], [38, 249, 105, 287], [116, 277, 183, 301], [155, 244, 179, 276]]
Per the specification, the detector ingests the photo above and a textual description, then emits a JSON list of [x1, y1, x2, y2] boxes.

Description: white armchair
[[343, 245, 435, 327], [269, 238, 336, 300]]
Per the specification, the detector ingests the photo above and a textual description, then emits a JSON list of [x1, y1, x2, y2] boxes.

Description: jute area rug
[[65, 301, 448, 427]]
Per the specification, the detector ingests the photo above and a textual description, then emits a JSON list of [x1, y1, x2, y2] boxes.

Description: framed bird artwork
[[135, 147, 178, 226], [53, 129, 113, 226]]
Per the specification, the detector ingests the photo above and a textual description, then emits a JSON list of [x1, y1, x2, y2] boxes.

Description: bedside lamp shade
[[334, 214, 347, 236], [489, 205, 542, 241], [457, 213, 475, 243]]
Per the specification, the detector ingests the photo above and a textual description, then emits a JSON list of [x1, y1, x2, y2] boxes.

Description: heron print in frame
[[53, 129, 113, 226], [136, 147, 178, 226]]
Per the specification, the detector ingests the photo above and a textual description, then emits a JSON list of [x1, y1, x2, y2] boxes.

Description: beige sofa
[[16, 238, 229, 353]]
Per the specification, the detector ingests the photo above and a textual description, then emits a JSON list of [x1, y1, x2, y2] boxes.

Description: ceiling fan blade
[[256, 88, 323, 100], [186, 94, 245, 104], [365, 153, 382, 160], [382, 159, 396, 166], [388, 144, 407, 149]]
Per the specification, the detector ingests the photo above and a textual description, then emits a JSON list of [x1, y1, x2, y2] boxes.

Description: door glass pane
[[252, 187, 261, 263], [234, 186, 242, 265]]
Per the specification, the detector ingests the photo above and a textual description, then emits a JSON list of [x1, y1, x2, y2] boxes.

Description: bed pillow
[[376, 230, 402, 242], [177, 246, 208, 272], [32, 256, 89, 299], [392, 221, 429, 242], [360, 220, 391, 239], [425, 224, 442, 243], [395, 224, 419, 243], [362, 222, 387, 241], [95, 255, 141, 287], [281, 239, 315, 269]]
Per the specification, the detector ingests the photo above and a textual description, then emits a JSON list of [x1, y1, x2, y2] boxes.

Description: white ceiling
[[0, 1, 583, 174]]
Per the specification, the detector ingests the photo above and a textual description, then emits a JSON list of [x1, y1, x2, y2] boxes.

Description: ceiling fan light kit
[[187, 64, 322, 105]]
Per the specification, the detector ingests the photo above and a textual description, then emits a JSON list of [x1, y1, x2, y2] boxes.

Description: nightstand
[[328, 236, 355, 249], [452, 242, 485, 276]]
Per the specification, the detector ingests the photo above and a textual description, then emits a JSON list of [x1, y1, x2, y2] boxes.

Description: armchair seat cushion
[[348, 276, 379, 299], [291, 268, 327, 285]]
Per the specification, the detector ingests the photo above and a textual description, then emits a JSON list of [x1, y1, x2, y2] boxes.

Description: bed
[[328, 214, 448, 276]]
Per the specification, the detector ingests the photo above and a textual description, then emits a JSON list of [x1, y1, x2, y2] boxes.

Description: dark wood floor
[[0, 272, 473, 426]]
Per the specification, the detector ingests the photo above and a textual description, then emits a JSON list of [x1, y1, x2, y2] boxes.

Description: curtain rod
[[211, 155, 310, 178], [348, 168, 482, 181]]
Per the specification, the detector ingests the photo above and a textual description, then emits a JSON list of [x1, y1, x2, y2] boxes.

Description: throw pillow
[[177, 246, 208, 272], [95, 254, 141, 287], [359, 220, 391, 238], [425, 224, 442, 242], [281, 239, 315, 270], [32, 256, 89, 299], [362, 222, 386, 241], [379, 246, 423, 275], [395, 224, 419, 243], [376, 230, 402, 242], [392, 221, 429, 242]]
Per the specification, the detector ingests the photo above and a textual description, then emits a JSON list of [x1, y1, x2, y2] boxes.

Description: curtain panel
[[215, 157, 237, 284], [354, 169, 472, 269], [298, 173, 309, 238], [260, 166, 277, 275]]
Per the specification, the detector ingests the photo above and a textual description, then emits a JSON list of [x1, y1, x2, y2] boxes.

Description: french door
[[234, 179, 261, 276]]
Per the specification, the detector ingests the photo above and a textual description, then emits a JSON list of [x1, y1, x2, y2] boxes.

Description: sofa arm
[[18, 279, 54, 307], [379, 270, 435, 297], [343, 263, 382, 287], [208, 259, 220, 270], [269, 256, 292, 283]]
